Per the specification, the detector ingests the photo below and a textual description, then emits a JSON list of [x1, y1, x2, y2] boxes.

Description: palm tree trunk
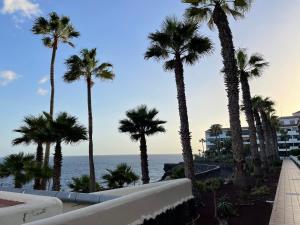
[[240, 72, 262, 178], [253, 110, 268, 170], [52, 140, 62, 191], [174, 53, 197, 195], [87, 77, 96, 192], [212, 3, 247, 187], [44, 39, 58, 169], [34, 142, 43, 190], [14, 175, 22, 189], [271, 127, 279, 160], [260, 111, 273, 162], [139, 133, 150, 184]]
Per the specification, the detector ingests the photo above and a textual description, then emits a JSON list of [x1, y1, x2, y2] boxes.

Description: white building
[[205, 111, 300, 156]]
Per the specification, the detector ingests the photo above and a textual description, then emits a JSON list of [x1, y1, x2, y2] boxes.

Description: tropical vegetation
[[64, 48, 115, 192], [119, 105, 166, 184], [145, 16, 212, 194], [68, 175, 102, 193], [102, 163, 139, 189]]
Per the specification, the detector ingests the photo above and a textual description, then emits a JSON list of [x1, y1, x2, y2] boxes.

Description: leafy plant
[[69, 175, 102, 193], [170, 166, 185, 179], [102, 163, 139, 189], [217, 196, 236, 218], [250, 185, 270, 196]]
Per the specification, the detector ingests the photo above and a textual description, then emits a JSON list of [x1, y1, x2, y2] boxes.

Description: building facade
[[205, 111, 300, 156]]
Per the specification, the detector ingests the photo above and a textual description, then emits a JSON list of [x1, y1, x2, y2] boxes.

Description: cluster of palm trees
[[5, 0, 282, 196]]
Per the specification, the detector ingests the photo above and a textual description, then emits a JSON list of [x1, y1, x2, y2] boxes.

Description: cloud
[[38, 76, 48, 84], [0, 70, 18, 86], [37, 87, 48, 96], [1, 0, 41, 18]]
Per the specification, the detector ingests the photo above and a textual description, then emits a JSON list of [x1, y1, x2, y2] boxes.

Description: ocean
[[0, 154, 183, 191]]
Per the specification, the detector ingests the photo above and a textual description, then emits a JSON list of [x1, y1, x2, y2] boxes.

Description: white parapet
[[0, 191, 63, 225], [24, 178, 193, 225]]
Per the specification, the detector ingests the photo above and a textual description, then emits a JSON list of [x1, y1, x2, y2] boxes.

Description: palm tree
[[183, 0, 252, 187], [270, 114, 280, 159], [12, 115, 49, 189], [64, 48, 115, 192], [199, 138, 206, 155], [68, 175, 102, 193], [145, 17, 212, 193], [236, 49, 269, 177], [0, 153, 35, 188], [32, 12, 80, 169], [44, 112, 87, 191], [102, 163, 139, 189], [209, 124, 222, 151], [253, 96, 276, 161], [251, 99, 268, 170], [119, 105, 166, 184]]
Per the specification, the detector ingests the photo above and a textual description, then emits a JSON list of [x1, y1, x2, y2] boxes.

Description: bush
[[290, 149, 300, 156], [196, 177, 223, 193], [217, 196, 236, 218], [251, 185, 271, 196], [170, 166, 185, 179], [68, 175, 102, 193]]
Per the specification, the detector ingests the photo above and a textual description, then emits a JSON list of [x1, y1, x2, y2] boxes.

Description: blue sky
[[0, 0, 299, 157]]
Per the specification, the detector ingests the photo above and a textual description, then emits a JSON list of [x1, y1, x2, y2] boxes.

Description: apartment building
[[205, 111, 300, 156]]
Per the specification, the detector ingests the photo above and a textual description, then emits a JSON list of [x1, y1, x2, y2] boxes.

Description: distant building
[[205, 111, 300, 156]]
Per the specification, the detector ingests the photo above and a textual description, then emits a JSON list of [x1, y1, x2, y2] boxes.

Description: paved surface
[[269, 159, 300, 225]]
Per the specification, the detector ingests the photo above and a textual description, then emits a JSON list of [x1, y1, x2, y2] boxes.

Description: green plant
[[251, 185, 271, 196], [64, 48, 115, 192], [102, 163, 139, 189], [119, 105, 166, 184], [68, 175, 102, 193], [290, 149, 300, 156], [0, 153, 35, 188], [170, 166, 185, 179], [217, 196, 236, 218]]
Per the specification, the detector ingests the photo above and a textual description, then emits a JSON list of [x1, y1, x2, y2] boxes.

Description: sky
[[0, 0, 299, 157]]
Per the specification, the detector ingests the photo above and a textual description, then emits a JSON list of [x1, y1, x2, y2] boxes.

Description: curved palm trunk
[[174, 54, 196, 195], [139, 134, 150, 184], [253, 110, 268, 170], [52, 140, 62, 191], [268, 121, 279, 160], [212, 3, 247, 187], [260, 111, 273, 162], [240, 73, 262, 178], [87, 78, 96, 192], [44, 39, 58, 168], [34, 142, 43, 190]]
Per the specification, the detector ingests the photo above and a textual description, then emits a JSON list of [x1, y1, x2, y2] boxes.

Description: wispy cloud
[[38, 75, 48, 84], [0, 70, 18, 86], [1, 0, 41, 18], [37, 87, 48, 96]]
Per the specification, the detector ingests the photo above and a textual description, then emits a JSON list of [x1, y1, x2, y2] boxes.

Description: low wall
[[24, 179, 193, 225], [0, 191, 62, 225]]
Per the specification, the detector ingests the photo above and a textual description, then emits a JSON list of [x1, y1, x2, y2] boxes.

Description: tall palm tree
[[183, 0, 252, 187], [209, 124, 222, 151], [12, 115, 49, 189], [236, 49, 269, 177], [199, 138, 206, 155], [119, 105, 166, 184], [0, 153, 35, 188], [251, 98, 268, 170], [64, 48, 115, 192], [145, 17, 212, 193], [44, 112, 87, 191], [102, 163, 139, 189], [32, 12, 80, 169], [270, 114, 280, 159], [253, 96, 276, 161]]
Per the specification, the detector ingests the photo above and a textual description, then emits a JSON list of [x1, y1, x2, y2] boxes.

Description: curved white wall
[[0, 191, 62, 225], [24, 179, 193, 225]]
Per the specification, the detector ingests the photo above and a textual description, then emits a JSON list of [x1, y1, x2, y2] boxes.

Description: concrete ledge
[[24, 179, 193, 225], [0, 191, 63, 225]]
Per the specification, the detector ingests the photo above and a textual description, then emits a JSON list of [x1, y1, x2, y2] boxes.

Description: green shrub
[[251, 185, 271, 196], [217, 196, 236, 218], [68, 175, 102, 193], [170, 166, 185, 179], [196, 177, 223, 193], [290, 149, 300, 156]]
